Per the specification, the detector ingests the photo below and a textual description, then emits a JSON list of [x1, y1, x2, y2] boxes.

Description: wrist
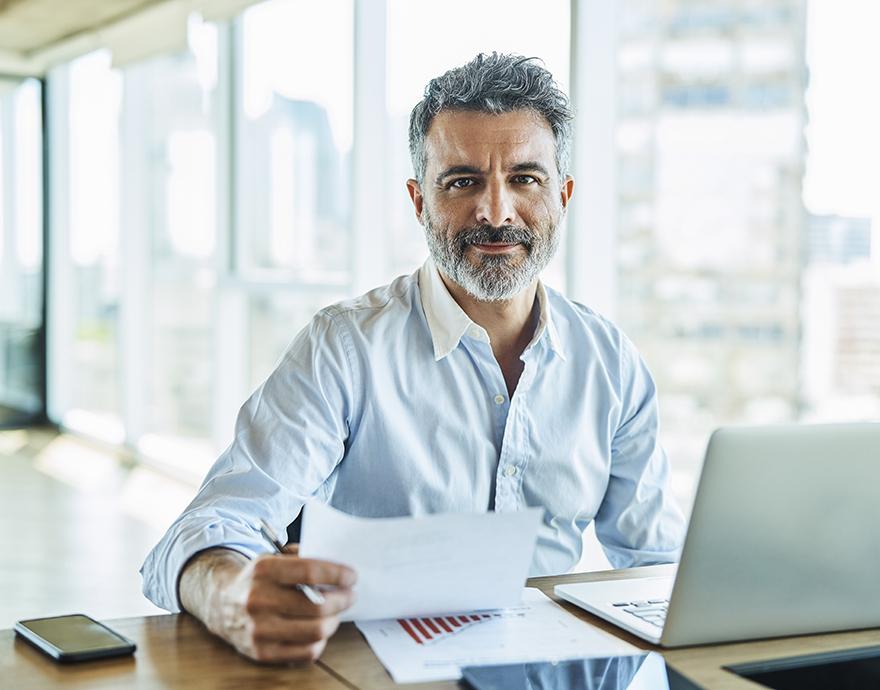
[[180, 548, 249, 623]]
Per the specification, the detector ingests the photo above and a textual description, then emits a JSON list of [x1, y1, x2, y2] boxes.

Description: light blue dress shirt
[[141, 259, 685, 612]]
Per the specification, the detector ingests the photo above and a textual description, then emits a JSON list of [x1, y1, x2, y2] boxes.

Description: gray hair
[[408, 52, 574, 184]]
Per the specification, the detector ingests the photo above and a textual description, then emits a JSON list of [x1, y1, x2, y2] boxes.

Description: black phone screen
[[15, 614, 135, 658]]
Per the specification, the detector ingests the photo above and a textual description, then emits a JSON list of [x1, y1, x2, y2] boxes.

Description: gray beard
[[422, 208, 561, 303]]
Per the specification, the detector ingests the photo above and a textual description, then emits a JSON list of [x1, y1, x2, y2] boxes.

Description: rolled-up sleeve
[[140, 310, 358, 612], [594, 338, 686, 568]]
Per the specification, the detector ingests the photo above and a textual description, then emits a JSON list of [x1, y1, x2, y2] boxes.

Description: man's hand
[[179, 546, 357, 663]]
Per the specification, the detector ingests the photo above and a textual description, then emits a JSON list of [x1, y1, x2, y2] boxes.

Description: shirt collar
[[534, 280, 566, 361], [418, 257, 566, 362]]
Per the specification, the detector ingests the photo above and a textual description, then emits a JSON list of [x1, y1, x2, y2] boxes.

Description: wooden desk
[[4, 565, 879, 689]]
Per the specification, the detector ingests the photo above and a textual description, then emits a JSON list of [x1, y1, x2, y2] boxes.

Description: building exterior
[[807, 213, 872, 265], [801, 262, 880, 417], [614, 1, 809, 459]]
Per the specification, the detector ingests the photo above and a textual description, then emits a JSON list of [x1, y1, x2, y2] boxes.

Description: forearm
[[178, 548, 250, 632]]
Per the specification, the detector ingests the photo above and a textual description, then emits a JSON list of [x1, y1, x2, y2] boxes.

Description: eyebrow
[[434, 165, 482, 186], [510, 161, 551, 177], [434, 161, 551, 186]]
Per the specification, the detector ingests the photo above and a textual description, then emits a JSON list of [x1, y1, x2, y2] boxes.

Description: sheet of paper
[[356, 587, 639, 683], [299, 501, 542, 621]]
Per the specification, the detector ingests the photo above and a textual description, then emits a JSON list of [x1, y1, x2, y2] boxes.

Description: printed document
[[299, 501, 542, 621], [356, 587, 638, 683]]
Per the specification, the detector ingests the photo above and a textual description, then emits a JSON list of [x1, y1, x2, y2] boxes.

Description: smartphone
[[461, 652, 705, 690], [14, 614, 136, 663]]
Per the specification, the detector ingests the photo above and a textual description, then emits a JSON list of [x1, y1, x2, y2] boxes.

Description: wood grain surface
[[3, 564, 879, 689], [2, 613, 348, 689]]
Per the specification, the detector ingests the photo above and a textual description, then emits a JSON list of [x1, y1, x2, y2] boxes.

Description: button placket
[[510, 395, 532, 507]]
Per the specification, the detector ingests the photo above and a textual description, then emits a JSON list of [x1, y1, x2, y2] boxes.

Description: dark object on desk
[[726, 645, 880, 690], [14, 613, 136, 663], [460, 652, 705, 690]]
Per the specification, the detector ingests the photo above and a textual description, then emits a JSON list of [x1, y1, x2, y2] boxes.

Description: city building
[[807, 212, 872, 265], [614, 0, 809, 470]]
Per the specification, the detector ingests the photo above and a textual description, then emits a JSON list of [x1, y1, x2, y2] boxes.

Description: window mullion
[[568, 0, 618, 317], [351, 0, 388, 294]]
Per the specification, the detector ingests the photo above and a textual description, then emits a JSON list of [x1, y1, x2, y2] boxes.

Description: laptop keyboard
[[611, 599, 669, 628]]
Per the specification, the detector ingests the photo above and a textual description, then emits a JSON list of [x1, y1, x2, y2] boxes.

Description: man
[[141, 53, 684, 663]]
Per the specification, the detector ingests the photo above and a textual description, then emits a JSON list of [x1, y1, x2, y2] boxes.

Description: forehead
[[424, 109, 556, 171]]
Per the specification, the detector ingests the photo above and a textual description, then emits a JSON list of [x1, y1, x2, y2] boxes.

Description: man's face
[[407, 109, 574, 302]]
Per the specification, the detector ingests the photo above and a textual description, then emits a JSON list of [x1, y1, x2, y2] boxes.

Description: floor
[[0, 428, 196, 628]]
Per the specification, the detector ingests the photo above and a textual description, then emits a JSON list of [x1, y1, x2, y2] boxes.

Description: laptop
[[555, 422, 880, 647]]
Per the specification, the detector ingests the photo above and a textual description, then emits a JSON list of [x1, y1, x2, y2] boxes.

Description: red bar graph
[[395, 612, 494, 645]]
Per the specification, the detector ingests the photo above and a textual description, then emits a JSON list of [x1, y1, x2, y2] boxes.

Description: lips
[[455, 225, 533, 253], [472, 242, 520, 253]]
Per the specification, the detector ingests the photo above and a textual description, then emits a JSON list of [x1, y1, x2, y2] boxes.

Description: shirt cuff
[[140, 517, 270, 612]]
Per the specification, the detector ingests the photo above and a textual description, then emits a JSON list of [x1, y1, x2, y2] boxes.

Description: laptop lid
[[662, 422, 880, 647]]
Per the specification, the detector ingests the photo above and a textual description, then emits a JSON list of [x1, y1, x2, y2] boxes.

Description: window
[[0, 78, 43, 424], [120, 19, 222, 464], [49, 6, 356, 472], [50, 24, 225, 470], [49, 52, 122, 440], [800, 0, 880, 423], [611, 0, 880, 511], [235, 0, 354, 388], [236, 0, 353, 281]]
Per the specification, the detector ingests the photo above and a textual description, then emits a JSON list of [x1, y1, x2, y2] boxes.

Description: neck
[[439, 271, 539, 358]]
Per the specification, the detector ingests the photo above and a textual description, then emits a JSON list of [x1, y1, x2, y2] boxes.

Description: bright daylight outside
[[8, 0, 875, 548]]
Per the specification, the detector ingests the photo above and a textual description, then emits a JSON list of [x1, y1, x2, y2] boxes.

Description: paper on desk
[[356, 587, 639, 683], [299, 501, 542, 621]]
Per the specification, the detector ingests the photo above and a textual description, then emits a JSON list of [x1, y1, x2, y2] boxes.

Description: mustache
[[455, 224, 534, 252]]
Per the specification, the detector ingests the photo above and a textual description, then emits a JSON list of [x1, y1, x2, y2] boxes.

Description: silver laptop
[[555, 422, 880, 647]]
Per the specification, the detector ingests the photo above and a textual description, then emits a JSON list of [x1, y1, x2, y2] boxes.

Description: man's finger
[[249, 613, 340, 646], [290, 585, 356, 618], [249, 638, 327, 664], [255, 555, 357, 588], [251, 582, 356, 618]]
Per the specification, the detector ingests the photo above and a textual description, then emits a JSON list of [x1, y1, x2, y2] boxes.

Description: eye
[[449, 178, 475, 189], [512, 174, 538, 185]]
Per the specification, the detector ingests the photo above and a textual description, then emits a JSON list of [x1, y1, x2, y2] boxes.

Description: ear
[[559, 175, 575, 210], [406, 179, 425, 224]]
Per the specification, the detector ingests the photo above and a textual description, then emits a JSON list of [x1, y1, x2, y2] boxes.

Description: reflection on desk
[[461, 652, 699, 690]]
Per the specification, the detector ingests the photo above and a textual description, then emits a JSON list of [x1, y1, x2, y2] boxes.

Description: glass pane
[[612, 1, 880, 515], [123, 17, 221, 452], [247, 290, 348, 390], [801, 0, 880, 422], [0, 78, 43, 425], [385, 0, 571, 285], [65, 51, 122, 433], [237, 0, 353, 280]]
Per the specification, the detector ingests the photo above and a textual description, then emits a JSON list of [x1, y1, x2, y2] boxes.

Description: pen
[[258, 519, 326, 606]]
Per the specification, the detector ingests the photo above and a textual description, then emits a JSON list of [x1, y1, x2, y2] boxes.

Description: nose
[[474, 179, 515, 227]]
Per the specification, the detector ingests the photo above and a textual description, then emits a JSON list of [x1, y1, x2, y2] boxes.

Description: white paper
[[356, 587, 639, 683], [299, 501, 542, 621]]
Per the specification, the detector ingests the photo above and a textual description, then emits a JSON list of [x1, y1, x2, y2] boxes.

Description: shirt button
[[504, 465, 517, 477], [494, 394, 505, 405]]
